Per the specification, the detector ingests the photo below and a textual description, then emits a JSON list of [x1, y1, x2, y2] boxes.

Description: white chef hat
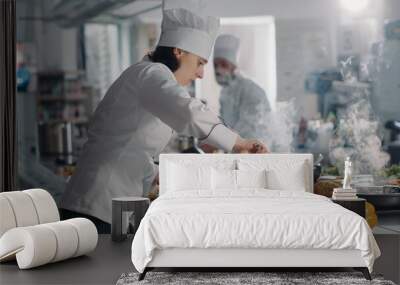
[[157, 0, 220, 60], [213, 34, 240, 66]]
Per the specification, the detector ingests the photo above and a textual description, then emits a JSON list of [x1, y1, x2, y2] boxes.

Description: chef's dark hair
[[148, 46, 180, 72]]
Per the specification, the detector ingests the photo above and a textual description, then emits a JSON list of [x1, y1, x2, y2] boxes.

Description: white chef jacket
[[60, 57, 237, 223], [219, 73, 271, 139]]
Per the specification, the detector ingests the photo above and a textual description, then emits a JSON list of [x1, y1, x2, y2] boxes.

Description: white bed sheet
[[131, 189, 380, 273]]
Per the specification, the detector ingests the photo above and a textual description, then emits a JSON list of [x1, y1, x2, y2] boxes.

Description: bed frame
[[139, 154, 371, 281], [140, 248, 370, 280]]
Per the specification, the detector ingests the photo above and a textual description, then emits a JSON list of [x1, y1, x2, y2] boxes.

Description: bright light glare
[[340, 0, 369, 12]]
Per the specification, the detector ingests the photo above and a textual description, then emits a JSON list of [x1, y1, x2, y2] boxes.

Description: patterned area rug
[[116, 271, 396, 285]]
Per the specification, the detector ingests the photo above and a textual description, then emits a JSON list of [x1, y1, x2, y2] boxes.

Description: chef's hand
[[199, 143, 218, 153], [148, 173, 160, 201], [152, 173, 159, 185], [232, 137, 268, 153]]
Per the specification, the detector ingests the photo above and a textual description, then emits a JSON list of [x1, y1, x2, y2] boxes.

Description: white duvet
[[131, 190, 380, 273]]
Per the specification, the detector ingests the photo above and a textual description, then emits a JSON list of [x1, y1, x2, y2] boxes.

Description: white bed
[[131, 154, 380, 280]]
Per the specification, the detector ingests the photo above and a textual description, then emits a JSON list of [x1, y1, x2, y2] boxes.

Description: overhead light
[[340, 0, 369, 12]]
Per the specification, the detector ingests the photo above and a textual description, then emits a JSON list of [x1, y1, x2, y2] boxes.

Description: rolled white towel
[[0, 219, 98, 269]]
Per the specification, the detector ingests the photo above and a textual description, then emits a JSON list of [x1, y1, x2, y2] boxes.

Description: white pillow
[[267, 166, 306, 191], [167, 163, 212, 191], [212, 169, 268, 190], [238, 159, 308, 191], [236, 169, 268, 189], [212, 169, 236, 190]]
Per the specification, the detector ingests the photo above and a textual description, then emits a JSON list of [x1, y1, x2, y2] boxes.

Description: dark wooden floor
[[0, 235, 134, 285]]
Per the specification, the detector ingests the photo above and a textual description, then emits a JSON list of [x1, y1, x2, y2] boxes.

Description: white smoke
[[259, 99, 297, 153], [339, 56, 358, 83], [329, 83, 390, 175]]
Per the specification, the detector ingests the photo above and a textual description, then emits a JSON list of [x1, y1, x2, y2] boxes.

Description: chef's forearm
[[202, 124, 238, 152]]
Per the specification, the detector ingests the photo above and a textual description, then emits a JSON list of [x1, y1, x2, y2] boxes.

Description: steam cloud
[[329, 69, 390, 175], [259, 99, 297, 153]]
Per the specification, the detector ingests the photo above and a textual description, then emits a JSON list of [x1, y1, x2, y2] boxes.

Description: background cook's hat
[[213, 34, 240, 66]]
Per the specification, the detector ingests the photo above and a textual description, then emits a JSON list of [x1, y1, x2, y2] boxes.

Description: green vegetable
[[381, 164, 400, 179]]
